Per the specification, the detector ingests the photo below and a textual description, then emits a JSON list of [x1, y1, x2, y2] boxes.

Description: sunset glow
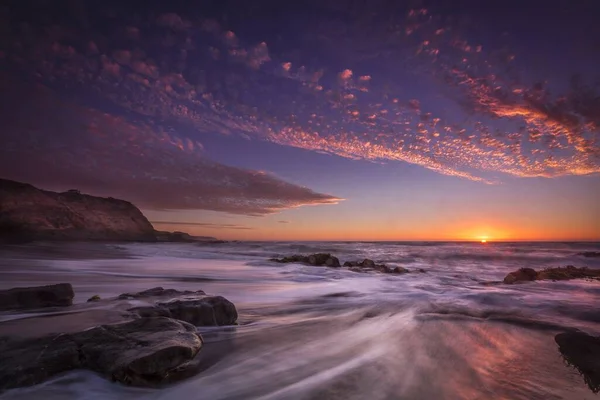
[[0, 0, 598, 241]]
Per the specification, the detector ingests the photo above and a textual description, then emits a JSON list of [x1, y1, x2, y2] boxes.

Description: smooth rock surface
[[129, 296, 238, 326], [0, 317, 203, 391], [555, 331, 600, 393], [0, 283, 74, 310]]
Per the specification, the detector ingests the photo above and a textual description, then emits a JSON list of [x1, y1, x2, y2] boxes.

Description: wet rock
[[537, 265, 600, 281], [118, 287, 205, 300], [0, 317, 202, 390], [0, 283, 74, 310], [270, 254, 307, 263], [503, 266, 600, 284], [270, 253, 340, 268], [344, 259, 407, 274], [129, 295, 238, 326], [87, 295, 101, 302], [158, 296, 238, 326], [555, 331, 600, 393], [579, 251, 600, 258], [362, 258, 376, 268], [503, 268, 537, 284]]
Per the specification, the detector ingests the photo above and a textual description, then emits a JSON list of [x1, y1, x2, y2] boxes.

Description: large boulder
[[0, 283, 74, 310], [123, 288, 238, 326], [0, 317, 203, 390], [504, 266, 600, 284], [555, 331, 600, 393], [0, 178, 157, 242]]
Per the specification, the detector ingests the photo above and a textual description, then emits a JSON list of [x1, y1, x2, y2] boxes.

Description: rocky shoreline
[[270, 253, 421, 274], [0, 284, 238, 391]]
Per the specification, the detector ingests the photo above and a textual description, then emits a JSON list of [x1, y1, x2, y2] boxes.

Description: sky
[[0, 0, 599, 241]]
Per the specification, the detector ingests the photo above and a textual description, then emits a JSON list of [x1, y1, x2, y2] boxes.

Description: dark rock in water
[[270, 253, 340, 268], [158, 296, 238, 326], [0, 317, 202, 390], [126, 291, 238, 326], [504, 266, 600, 284], [579, 251, 600, 258], [0, 178, 157, 242], [270, 254, 307, 263], [503, 268, 538, 284], [0, 283, 74, 310], [345, 258, 408, 274], [87, 295, 101, 302], [118, 287, 205, 300], [362, 258, 376, 268], [555, 331, 600, 393]]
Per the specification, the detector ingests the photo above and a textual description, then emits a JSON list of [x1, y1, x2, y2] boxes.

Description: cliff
[[0, 179, 157, 242]]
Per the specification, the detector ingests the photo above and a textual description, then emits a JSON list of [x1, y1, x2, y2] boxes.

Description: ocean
[[1, 241, 599, 399]]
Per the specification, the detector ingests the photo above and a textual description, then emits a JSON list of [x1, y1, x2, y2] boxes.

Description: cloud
[[278, 220, 290, 224], [0, 1, 598, 185], [0, 78, 341, 215]]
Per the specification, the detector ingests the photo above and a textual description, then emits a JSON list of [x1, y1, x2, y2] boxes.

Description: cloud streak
[[0, 0, 598, 186], [0, 78, 341, 215]]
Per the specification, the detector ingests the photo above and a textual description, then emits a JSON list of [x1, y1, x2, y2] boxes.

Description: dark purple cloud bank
[[0, 78, 340, 215]]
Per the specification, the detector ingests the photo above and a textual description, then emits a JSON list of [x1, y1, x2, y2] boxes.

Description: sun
[[481, 239, 487, 243], [479, 235, 489, 244]]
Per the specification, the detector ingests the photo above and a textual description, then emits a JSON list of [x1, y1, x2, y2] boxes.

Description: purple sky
[[0, 0, 599, 240]]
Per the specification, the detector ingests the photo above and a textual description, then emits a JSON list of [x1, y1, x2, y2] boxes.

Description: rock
[[555, 331, 600, 393], [270, 253, 340, 268], [503, 267, 538, 284], [87, 295, 101, 302], [504, 266, 600, 284], [157, 296, 238, 326], [579, 251, 600, 258], [126, 291, 238, 326], [118, 287, 205, 300], [537, 265, 600, 281], [0, 178, 157, 242], [0, 317, 202, 390], [344, 259, 406, 274], [362, 258, 376, 268], [270, 254, 307, 263], [0, 283, 74, 310]]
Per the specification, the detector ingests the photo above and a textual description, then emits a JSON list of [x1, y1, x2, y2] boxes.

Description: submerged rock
[[579, 251, 600, 258], [87, 295, 101, 302], [130, 296, 238, 326], [503, 268, 538, 284], [118, 287, 205, 300], [555, 331, 600, 393], [0, 283, 74, 310], [503, 266, 600, 284], [0, 317, 203, 390], [270, 253, 341, 268], [344, 258, 408, 274]]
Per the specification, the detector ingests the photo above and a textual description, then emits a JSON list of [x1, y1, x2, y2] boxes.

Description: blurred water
[[0, 241, 599, 399]]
